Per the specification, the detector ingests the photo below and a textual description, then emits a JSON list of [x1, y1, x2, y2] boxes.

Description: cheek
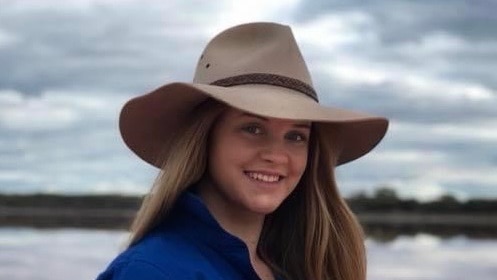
[[292, 150, 309, 176], [210, 133, 253, 164], [208, 138, 243, 178], [208, 146, 226, 179]]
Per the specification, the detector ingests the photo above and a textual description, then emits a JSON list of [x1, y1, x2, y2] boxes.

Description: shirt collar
[[164, 191, 263, 279]]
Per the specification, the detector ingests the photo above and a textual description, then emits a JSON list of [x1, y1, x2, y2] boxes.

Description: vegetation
[[0, 193, 142, 210], [1, 187, 496, 214], [0, 193, 142, 229], [347, 186, 497, 214], [1, 188, 496, 232]]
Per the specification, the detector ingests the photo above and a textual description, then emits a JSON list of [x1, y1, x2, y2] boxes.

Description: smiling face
[[200, 107, 310, 216]]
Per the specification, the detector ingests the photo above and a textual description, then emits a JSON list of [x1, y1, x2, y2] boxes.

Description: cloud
[[207, 0, 300, 32], [323, 62, 494, 101], [294, 11, 378, 51], [0, 90, 79, 131], [0, 0, 495, 199], [295, 0, 497, 42], [0, 0, 304, 96], [0, 87, 157, 194], [291, 11, 497, 126], [336, 117, 497, 201], [0, 89, 127, 131], [0, 1, 218, 95], [0, 27, 18, 48], [290, 7, 497, 201], [393, 121, 497, 144]]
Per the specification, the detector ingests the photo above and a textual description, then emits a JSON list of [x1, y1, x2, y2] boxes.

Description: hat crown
[[193, 22, 313, 87], [118, 22, 388, 170]]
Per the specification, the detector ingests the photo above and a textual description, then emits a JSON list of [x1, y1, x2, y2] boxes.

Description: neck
[[214, 205, 264, 255], [196, 182, 265, 257], [196, 179, 275, 280]]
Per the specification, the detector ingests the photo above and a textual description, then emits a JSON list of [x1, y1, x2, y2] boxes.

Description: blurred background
[[0, 0, 496, 279]]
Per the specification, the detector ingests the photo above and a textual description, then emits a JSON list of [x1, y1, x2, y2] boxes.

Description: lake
[[0, 228, 496, 280]]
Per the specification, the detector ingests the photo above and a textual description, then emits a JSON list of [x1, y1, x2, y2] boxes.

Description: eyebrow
[[240, 112, 311, 129]]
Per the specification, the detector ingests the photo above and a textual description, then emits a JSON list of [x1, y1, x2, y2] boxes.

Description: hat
[[119, 22, 388, 168]]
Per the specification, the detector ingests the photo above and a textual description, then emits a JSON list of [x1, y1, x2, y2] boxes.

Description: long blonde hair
[[129, 99, 226, 244], [128, 100, 367, 280], [259, 123, 367, 280]]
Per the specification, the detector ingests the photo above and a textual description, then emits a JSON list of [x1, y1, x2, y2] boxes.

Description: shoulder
[[96, 230, 218, 280], [96, 258, 172, 280]]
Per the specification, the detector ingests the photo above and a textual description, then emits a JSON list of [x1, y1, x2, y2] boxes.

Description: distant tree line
[[0, 187, 496, 214], [347, 186, 497, 213], [0, 193, 142, 210]]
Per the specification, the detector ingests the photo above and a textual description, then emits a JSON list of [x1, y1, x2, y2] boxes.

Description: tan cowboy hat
[[119, 22, 388, 168]]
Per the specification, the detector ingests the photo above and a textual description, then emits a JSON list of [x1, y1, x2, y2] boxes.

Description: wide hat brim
[[120, 82, 388, 168]]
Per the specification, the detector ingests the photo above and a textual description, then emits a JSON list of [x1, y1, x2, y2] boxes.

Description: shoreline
[[2, 206, 497, 231], [2, 194, 497, 237]]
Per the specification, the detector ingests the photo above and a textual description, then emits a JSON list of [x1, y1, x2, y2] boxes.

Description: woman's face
[[203, 107, 310, 216]]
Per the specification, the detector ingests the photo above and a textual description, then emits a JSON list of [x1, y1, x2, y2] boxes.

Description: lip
[[244, 170, 286, 177], [244, 170, 286, 184]]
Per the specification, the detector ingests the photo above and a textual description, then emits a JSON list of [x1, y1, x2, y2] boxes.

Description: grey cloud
[[0, 2, 211, 95], [312, 72, 497, 125], [382, 43, 497, 93], [296, 0, 497, 102], [1, 0, 495, 199], [0, 122, 155, 194], [295, 0, 497, 42]]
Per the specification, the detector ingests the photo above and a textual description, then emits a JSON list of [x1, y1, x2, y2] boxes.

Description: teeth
[[247, 172, 280, 182]]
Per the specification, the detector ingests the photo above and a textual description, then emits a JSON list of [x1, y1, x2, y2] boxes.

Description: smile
[[245, 172, 282, 183]]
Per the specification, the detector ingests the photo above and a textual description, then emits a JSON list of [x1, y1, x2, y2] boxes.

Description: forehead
[[220, 107, 312, 126]]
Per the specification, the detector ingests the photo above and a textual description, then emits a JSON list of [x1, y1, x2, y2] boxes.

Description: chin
[[247, 200, 284, 215]]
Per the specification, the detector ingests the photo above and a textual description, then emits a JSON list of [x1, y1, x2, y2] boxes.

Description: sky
[[0, 0, 496, 201]]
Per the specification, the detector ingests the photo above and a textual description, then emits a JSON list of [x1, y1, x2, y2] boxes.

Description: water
[[366, 234, 497, 279], [0, 228, 127, 280], [0, 228, 496, 280]]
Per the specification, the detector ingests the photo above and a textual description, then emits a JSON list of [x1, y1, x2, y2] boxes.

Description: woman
[[97, 22, 388, 280]]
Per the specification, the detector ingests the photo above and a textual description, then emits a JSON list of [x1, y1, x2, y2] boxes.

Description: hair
[[128, 98, 227, 244], [128, 100, 367, 280], [259, 123, 367, 280]]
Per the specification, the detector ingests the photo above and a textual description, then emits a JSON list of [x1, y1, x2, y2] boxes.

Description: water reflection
[[0, 228, 128, 280], [367, 234, 497, 279], [364, 224, 497, 242], [0, 227, 496, 280]]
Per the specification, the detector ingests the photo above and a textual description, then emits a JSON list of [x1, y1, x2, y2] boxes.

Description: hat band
[[210, 73, 318, 102]]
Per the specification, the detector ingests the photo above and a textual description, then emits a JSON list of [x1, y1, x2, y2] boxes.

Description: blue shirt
[[96, 192, 278, 280]]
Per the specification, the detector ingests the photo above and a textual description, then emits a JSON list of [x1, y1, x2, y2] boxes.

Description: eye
[[286, 131, 308, 143], [242, 124, 264, 135]]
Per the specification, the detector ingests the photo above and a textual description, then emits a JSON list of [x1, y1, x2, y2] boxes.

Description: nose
[[259, 141, 289, 164]]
